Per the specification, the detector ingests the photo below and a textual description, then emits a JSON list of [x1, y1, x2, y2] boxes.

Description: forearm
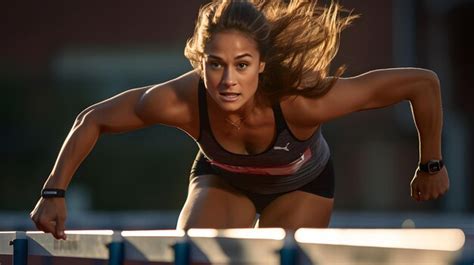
[[409, 72, 443, 163], [43, 112, 101, 190], [41, 86, 156, 190]]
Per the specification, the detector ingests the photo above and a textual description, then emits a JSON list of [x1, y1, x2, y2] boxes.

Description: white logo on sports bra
[[274, 142, 290, 151]]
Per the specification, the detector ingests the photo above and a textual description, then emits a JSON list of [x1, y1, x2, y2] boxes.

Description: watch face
[[428, 160, 441, 173]]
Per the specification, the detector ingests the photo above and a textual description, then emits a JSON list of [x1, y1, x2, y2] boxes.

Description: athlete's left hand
[[410, 166, 449, 201]]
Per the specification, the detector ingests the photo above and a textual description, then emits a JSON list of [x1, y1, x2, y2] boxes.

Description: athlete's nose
[[222, 67, 237, 87]]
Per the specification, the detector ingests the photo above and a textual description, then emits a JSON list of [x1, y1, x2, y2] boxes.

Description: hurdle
[[0, 228, 466, 265]]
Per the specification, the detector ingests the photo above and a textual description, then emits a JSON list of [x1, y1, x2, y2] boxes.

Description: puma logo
[[274, 142, 290, 151]]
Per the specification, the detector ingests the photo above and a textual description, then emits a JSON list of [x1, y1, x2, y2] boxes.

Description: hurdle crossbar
[[0, 228, 466, 265]]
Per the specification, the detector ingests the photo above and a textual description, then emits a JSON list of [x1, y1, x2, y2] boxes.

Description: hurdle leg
[[107, 231, 124, 265], [279, 231, 297, 265], [9, 232, 28, 265], [172, 234, 190, 265]]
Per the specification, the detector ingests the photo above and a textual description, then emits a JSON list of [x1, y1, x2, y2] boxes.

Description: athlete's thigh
[[257, 191, 334, 229], [177, 174, 257, 229]]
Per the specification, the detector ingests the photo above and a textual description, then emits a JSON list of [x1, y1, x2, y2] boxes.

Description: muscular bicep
[[135, 71, 199, 127], [76, 87, 150, 134], [309, 67, 439, 123], [79, 71, 198, 134]]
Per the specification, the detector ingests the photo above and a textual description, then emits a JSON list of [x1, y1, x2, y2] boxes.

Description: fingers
[[411, 187, 434, 201], [410, 182, 423, 201], [410, 190, 419, 201], [410, 169, 450, 201], [32, 216, 66, 240], [38, 218, 57, 235], [55, 217, 67, 240], [419, 191, 431, 201], [30, 198, 67, 240], [411, 186, 446, 201], [30, 211, 51, 233]]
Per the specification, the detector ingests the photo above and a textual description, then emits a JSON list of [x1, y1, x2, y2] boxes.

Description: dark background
[[1, 0, 473, 228]]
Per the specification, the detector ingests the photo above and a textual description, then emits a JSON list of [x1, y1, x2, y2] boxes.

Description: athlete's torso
[[195, 79, 331, 194]]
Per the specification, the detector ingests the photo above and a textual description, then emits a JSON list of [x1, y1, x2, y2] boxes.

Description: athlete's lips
[[219, 91, 241, 102]]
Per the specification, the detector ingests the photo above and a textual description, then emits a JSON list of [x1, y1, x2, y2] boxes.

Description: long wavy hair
[[184, 0, 358, 104]]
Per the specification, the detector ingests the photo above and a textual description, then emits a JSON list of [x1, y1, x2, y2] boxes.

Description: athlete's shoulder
[[279, 76, 343, 128], [136, 70, 200, 129], [151, 69, 200, 103]]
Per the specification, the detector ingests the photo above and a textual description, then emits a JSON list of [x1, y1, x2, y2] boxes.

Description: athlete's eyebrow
[[235, 53, 253, 59], [206, 53, 253, 60]]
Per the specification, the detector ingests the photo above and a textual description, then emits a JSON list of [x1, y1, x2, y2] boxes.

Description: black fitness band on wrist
[[41, 188, 66, 198]]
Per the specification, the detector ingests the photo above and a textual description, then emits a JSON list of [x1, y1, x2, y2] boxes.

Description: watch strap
[[419, 160, 444, 174], [41, 188, 66, 198]]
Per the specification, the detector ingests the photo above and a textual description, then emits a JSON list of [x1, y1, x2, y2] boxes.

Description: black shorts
[[190, 153, 335, 214]]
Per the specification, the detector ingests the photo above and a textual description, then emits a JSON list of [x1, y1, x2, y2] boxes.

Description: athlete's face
[[202, 30, 265, 112]]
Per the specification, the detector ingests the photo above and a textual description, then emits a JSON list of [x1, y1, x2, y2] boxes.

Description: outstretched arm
[[296, 67, 448, 201], [30, 86, 150, 239], [30, 70, 198, 239], [41, 71, 196, 190]]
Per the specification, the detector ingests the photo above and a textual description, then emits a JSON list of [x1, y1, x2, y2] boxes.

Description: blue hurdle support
[[107, 231, 124, 265], [10, 232, 28, 265], [173, 233, 190, 265], [280, 231, 297, 265]]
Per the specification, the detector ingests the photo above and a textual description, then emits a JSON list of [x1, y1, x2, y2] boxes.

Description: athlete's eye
[[209, 62, 222, 69], [237, 62, 248, 70]]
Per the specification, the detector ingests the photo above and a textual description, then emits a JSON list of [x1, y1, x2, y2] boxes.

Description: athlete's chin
[[210, 94, 239, 108], [215, 101, 244, 112]]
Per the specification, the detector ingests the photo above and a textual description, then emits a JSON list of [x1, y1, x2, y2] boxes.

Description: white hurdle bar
[[0, 228, 466, 265]]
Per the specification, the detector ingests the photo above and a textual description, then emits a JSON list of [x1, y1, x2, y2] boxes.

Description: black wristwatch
[[419, 160, 444, 174]]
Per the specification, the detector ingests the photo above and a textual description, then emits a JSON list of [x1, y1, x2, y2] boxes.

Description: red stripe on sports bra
[[208, 147, 312, 176]]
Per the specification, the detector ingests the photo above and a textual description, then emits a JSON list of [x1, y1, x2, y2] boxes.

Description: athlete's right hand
[[30, 197, 67, 240]]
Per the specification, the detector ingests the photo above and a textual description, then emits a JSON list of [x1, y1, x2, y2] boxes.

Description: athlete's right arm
[[30, 70, 199, 240]]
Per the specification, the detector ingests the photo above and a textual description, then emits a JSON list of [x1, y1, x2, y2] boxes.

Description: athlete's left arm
[[303, 67, 448, 201]]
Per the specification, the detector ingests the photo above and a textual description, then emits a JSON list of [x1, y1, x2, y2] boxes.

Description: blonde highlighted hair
[[185, 0, 358, 103]]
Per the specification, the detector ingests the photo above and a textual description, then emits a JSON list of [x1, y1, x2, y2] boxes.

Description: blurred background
[[1, 0, 473, 258]]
